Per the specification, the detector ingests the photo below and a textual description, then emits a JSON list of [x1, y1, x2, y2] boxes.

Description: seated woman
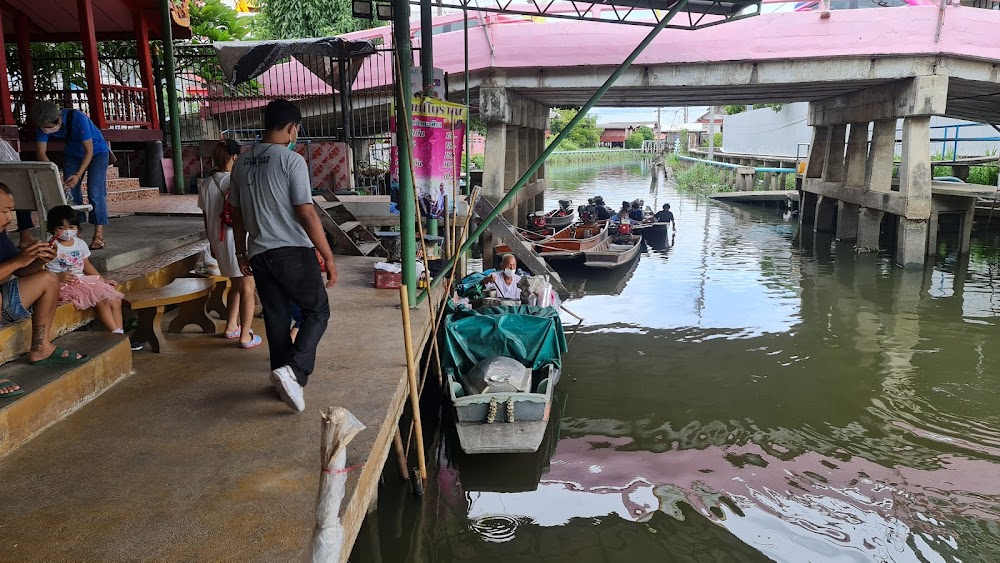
[[484, 254, 522, 300]]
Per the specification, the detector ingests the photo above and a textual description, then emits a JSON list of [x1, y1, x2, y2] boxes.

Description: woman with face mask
[[486, 254, 522, 301], [31, 101, 112, 250]]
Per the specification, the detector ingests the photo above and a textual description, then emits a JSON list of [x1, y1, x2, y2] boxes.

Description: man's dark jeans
[[250, 246, 330, 386]]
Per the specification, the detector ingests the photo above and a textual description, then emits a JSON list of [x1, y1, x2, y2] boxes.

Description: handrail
[[678, 155, 796, 174]]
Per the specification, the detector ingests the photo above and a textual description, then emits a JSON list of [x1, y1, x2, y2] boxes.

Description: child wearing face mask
[[44, 205, 125, 333]]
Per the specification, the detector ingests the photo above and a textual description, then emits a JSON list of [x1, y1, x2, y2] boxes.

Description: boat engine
[[554, 199, 573, 216], [526, 212, 548, 232], [616, 221, 633, 236], [578, 203, 599, 224]]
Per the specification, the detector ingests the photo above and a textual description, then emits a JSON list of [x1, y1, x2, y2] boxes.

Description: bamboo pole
[[392, 429, 409, 480], [399, 284, 427, 480]]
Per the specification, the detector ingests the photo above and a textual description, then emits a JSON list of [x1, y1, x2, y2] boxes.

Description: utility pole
[[683, 106, 688, 124], [707, 105, 717, 160]]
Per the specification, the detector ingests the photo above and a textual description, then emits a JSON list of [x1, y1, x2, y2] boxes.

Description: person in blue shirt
[[30, 101, 111, 250]]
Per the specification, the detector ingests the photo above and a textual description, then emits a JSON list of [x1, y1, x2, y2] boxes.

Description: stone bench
[[124, 278, 218, 353]]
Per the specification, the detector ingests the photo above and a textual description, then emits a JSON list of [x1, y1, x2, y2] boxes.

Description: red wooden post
[[16, 14, 35, 117], [0, 15, 15, 125], [134, 10, 159, 129], [77, 0, 106, 128]]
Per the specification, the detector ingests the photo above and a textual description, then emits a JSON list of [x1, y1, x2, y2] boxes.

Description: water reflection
[[352, 161, 1000, 563]]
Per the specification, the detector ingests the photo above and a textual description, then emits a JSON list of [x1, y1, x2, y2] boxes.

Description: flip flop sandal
[[30, 347, 88, 366], [0, 379, 23, 398], [90, 237, 106, 250], [240, 333, 263, 349]]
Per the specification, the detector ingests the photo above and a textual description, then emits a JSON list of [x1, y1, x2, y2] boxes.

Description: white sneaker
[[272, 366, 305, 412]]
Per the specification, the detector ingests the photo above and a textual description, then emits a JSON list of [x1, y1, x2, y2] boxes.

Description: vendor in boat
[[655, 203, 677, 233], [485, 254, 522, 300]]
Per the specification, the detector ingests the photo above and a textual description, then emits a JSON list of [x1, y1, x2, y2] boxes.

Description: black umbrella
[[214, 37, 377, 88]]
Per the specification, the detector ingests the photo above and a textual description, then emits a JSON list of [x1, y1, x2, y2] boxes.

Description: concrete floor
[[0, 256, 433, 561]]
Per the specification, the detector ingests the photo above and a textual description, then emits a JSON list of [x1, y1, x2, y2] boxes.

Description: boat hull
[[456, 420, 550, 454], [583, 235, 643, 269], [537, 222, 609, 260], [545, 213, 575, 230]]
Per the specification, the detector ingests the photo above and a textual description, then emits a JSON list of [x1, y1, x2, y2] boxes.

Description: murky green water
[[352, 160, 1000, 562]]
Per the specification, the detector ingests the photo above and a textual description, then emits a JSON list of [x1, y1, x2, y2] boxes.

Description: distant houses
[[598, 121, 658, 148]]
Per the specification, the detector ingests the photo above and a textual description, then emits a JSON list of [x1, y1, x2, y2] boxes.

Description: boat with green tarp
[[440, 303, 568, 454]]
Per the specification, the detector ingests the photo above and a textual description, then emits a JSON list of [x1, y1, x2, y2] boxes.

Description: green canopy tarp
[[440, 304, 567, 376]]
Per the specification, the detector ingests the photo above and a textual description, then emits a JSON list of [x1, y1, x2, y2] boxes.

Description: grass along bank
[[667, 153, 796, 194], [548, 148, 646, 164]]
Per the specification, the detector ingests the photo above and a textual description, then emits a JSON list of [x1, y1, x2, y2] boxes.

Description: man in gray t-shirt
[[230, 99, 337, 413]]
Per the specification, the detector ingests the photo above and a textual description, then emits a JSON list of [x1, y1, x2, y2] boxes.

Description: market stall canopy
[[214, 37, 378, 88]]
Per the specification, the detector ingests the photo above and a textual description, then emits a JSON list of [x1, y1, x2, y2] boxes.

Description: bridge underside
[[453, 55, 1000, 123]]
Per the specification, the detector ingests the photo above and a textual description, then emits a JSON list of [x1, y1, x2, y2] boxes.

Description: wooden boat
[[544, 211, 575, 230], [495, 224, 572, 255], [583, 234, 643, 269], [442, 305, 567, 454], [536, 222, 609, 260], [632, 221, 669, 234]]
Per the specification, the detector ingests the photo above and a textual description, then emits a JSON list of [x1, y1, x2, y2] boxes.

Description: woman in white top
[[198, 140, 260, 349], [487, 254, 522, 300]]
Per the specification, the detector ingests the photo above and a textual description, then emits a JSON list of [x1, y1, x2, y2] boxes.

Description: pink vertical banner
[[391, 98, 468, 216]]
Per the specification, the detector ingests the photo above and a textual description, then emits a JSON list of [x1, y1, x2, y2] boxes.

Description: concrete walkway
[[0, 256, 432, 561]]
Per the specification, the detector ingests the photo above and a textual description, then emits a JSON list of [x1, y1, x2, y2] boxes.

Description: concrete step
[[0, 331, 132, 459], [107, 165, 120, 180], [106, 188, 160, 203], [0, 303, 95, 367], [107, 178, 141, 191]]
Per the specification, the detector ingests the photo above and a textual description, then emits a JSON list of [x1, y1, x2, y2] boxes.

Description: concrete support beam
[[808, 75, 949, 126], [866, 119, 896, 193], [823, 124, 847, 183], [844, 122, 869, 188], [806, 125, 830, 179], [961, 207, 975, 255], [479, 87, 549, 130], [836, 201, 860, 241], [857, 207, 884, 251], [800, 190, 817, 225], [804, 179, 930, 219], [895, 218, 928, 267], [815, 195, 837, 233], [927, 211, 939, 256], [899, 116, 932, 200]]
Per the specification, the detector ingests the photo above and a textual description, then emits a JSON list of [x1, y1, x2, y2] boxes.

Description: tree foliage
[[625, 131, 644, 149], [724, 104, 784, 115], [255, 0, 382, 39], [191, 0, 253, 42], [549, 108, 602, 149], [636, 125, 655, 141]]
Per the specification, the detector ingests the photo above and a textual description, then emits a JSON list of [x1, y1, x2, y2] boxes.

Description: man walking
[[230, 99, 337, 412]]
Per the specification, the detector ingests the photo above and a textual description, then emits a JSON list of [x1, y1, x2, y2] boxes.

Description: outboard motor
[[578, 204, 598, 224], [555, 199, 573, 216], [616, 221, 633, 237], [526, 212, 548, 231]]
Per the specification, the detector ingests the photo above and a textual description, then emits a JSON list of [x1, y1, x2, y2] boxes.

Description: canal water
[[352, 160, 1000, 562]]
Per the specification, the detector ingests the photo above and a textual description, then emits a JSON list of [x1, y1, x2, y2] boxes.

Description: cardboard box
[[374, 269, 402, 289]]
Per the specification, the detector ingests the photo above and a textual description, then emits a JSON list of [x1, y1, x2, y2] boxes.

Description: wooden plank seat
[[123, 278, 217, 353]]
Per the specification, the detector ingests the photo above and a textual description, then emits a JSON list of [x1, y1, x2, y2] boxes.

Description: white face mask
[[503, 268, 516, 278], [57, 229, 77, 241]]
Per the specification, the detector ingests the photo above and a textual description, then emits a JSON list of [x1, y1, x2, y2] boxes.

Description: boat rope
[[487, 397, 498, 424], [506, 397, 515, 423]]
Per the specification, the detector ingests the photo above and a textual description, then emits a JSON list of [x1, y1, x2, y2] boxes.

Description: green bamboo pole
[[159, 0, 185, 194], [394, 0, 417, 307], [420, 0, 434, 92], [418, 0, 690, 303]]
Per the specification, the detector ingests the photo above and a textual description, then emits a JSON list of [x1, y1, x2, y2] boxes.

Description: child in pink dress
[[45, 205, 125, 332]]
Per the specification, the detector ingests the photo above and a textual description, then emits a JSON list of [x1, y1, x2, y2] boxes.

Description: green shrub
[[675, 163, 728, 194]]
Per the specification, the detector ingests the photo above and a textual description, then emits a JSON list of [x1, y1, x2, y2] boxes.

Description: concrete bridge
[[345, 5, 1000, 265]]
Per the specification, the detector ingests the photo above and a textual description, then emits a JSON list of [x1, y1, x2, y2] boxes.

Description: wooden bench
[[188, 273, 231, 319], [124, 278, 218, 353]]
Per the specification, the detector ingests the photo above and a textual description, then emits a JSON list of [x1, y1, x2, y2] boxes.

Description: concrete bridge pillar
[[857, 207, 884, 251], [836, 201, 860, 241], [815, 195, 837, 233], [478, 86, 550, 268], [805, 76, 948, 267]]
